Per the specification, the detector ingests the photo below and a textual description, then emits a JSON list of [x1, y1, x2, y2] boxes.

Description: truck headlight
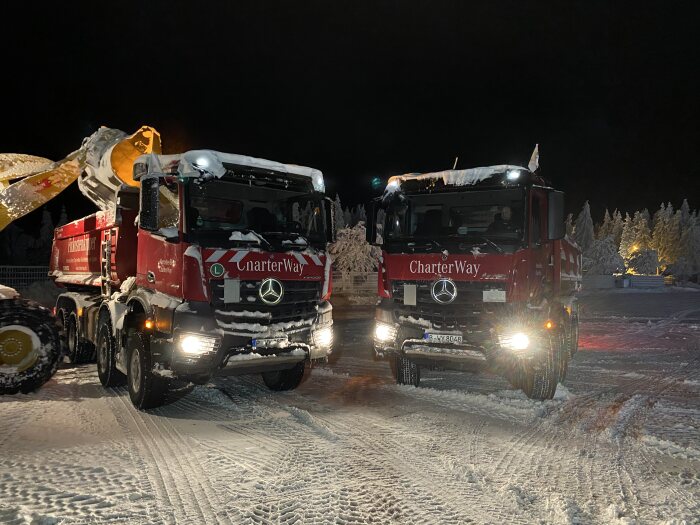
[[313, 326, 333, 348], [498, 332, 530, 351], [374, 322, 397, 343], [178, 333, 219, 355]]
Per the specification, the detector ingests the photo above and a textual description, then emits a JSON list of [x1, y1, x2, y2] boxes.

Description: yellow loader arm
[[0, 126, 161, 232]]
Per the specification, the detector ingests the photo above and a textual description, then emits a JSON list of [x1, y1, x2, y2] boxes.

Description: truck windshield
[[185, 177, 327, 249], [383, 188, 525, 253]]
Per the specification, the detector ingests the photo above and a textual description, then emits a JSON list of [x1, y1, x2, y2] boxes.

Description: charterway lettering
[[409, 260, 481, 276], [237, 258, 304, 276]]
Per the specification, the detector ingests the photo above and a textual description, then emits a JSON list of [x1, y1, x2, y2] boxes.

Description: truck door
[[136, 177, 184, 298], [528, 188, 550, 304]]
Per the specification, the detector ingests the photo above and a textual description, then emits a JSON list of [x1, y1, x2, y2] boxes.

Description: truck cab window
[[158, 180, 180, 231]]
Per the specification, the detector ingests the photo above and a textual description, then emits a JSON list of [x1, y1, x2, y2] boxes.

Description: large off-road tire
[[262, 361, 305, 391], [395, 355, 420, 387], [127, 332, 167, 409], [522, 334, 562, 400], [66, 312, 94, 364], [96, 318, 126, 387], [567, 313, 579, 356], [0, 298, 61, 395]]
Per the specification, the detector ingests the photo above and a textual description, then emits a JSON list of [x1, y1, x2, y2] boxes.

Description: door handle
[[147, 271, 156, 283]]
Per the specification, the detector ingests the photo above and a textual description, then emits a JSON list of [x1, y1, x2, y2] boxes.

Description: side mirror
[[548, 190, 565, 240], [139, 177, 159, 231], [324, 197, 335, 242], [366, 201, 377, 244]]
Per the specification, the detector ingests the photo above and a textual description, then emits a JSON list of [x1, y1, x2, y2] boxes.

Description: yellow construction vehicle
[[0, 126, 160, 394]]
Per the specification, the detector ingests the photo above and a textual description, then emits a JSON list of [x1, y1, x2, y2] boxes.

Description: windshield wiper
[[447, 234, 505, 254], [405, 239, 442, 252]]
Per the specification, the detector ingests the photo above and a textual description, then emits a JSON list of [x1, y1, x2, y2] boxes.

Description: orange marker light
[[144, 319, 154, 330], [544, 320, 554, 330]]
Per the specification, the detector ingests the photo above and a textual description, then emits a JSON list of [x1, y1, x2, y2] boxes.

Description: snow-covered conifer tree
[[582, 236, 625, 275], [652, 202, 680, 269], [333, 195, 346, 231], [619, 213, 635, 261], [627, 249, 659, 275], [573, 201, 594, 253], [565, 213, 574, 238], [632, 209, 652, 252], [57, 205, 68, 228], [597, 209, 612, 240], [611, 209, 624, 249]]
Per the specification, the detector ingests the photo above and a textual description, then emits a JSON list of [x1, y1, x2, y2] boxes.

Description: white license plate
[[425, 333, 463, 344], [253, 337, 288, 348]]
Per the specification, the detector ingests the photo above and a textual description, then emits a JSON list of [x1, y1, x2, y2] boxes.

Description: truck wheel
[[66, 312, 94, 364], [557, 330, 570, 383], [262, 361, 305, 391], [56, 308, 68, 354], [395, 356, 420, 387], [568, 314, 579, 356], [522, 335, 561, 400], [389, 355, 399, 380], [0, 298, 61, 395], [96, 320, 126, 387], [127, 332, 167, 409]]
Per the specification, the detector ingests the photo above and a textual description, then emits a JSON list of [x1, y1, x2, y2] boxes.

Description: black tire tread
[[0, 298, 61, 395], [96, 317, 126, 387], [127, 332, 167, 409]]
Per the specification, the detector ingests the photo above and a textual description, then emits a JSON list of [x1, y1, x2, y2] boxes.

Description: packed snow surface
[[1, 290, 698, 524]]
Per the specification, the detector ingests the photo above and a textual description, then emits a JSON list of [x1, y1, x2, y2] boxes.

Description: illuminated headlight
[[313, 326, 333, 348], [499, 332, 530, 351], [506, 170, 521, 181], [178, 333, 219, 355], [374, 322, 397, 343], [312, 171, 325, 193]]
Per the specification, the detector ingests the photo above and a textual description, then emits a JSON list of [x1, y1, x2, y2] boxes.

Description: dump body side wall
[[50, 209, 138, 288]]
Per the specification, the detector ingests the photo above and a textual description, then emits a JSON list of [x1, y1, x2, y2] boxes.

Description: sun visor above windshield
[[383, 165, 533, 198], [134, 150, 325, 192]]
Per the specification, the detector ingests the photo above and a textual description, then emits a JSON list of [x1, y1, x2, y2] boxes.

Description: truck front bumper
[[151, 301, 333, 380]]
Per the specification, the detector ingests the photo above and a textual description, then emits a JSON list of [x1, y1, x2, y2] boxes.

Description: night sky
[[3, 1, 699, 233]]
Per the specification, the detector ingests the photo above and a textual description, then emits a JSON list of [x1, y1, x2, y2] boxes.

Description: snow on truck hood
[[135, 150, 325, 192], [385, 164, 529, 193]]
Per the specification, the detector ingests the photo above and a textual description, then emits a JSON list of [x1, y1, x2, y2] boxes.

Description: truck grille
[[391, 280, 499, 329], [211, 279, 321, 327]]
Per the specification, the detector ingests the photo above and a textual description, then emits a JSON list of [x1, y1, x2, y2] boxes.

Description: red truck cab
[[366, 165, 581, 399], [51, 150, 334, 408]]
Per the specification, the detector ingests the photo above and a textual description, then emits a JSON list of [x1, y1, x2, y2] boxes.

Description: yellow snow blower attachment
[[0, 125, 161, 232]]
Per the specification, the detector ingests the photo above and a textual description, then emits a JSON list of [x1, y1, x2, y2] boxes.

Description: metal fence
[[332, 271, 377, 297], [0, 266, 51, 291]]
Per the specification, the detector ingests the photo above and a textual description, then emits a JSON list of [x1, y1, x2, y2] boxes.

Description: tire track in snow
[[109, 386, 222, 524]]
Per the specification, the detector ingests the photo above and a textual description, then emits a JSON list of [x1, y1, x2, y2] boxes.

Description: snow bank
[[0, 284, 18, 299]]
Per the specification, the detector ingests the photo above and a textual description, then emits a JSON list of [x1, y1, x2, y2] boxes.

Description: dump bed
[[49, 208, 137, 288]]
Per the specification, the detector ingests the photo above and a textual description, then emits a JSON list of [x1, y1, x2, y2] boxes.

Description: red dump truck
[[366, 165, 581, 399], [50, 150, 334, 408]]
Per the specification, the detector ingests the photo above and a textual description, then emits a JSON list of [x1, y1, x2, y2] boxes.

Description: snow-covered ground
[[1, 290, 699, 524]]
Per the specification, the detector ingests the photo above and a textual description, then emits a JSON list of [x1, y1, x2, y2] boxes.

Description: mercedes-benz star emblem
[[259, 278, 284, 305], [431, 278, 457, 304]]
